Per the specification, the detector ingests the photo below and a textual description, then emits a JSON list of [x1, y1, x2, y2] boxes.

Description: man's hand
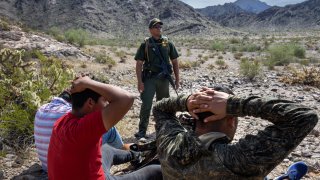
[[138, 81, 144, 93], [70, 76, 92, 94], [190, 90, 229, 122], [187, 91, 212, 119]]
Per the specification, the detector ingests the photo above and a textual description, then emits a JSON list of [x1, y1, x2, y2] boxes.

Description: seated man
[[34, 90, 126, 171], [153, 86, 318, 179], [47, 76, 162, 180]]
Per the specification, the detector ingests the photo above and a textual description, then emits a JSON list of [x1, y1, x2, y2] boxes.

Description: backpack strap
[[144, 37, 150, 62]]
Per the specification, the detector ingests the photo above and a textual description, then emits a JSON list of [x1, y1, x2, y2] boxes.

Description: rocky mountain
[[197, 0, 320, 30], [0, 0, 223, 38], [234, 0, 271, 14], [252, 0, 320, 29], [197, 3, 254, 27]]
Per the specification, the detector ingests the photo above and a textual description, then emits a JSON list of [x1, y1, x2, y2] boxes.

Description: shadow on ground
[[12, 163, 47, 180]]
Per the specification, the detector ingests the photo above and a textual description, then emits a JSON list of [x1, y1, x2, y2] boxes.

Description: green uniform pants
[[138, 77, 169, 135]]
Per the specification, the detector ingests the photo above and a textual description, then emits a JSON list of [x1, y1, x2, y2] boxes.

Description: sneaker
[[138, 137, 147, 143]]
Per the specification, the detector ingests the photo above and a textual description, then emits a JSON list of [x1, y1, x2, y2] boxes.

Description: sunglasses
[[153, 25, 162, 29]]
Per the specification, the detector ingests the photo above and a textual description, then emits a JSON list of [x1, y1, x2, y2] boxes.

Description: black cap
[[148, 18, 163, 28]]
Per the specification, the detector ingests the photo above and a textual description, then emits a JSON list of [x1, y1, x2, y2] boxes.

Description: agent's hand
[[138, 81, 144, 93], [191, 90, 229, 122], [175, 79, 180, 90], [70, 76, 92, 94]]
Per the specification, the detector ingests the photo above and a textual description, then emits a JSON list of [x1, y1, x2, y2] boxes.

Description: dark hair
[[196, 85, 234, 122], [71, 88, 101, 110], [58, 91, 71, 103]]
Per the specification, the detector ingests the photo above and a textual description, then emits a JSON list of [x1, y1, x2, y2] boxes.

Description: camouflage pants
[[138, 77, 169, 135]]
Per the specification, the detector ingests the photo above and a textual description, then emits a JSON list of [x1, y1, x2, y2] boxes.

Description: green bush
[[230, 38, 240, 44], [211, 41, 226, 51], [0, 49, 74, 151], [240, 44, 261, 52], [0, 20, 10, 31], [240, 58, 261, 80], [95, 54, 116, 68], [293, 45, 306, 58], [64, 29, 88, 47], [266, 43, 302, 69]]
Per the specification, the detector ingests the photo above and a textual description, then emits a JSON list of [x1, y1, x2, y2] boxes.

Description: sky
[[180, 0, 307, 8]]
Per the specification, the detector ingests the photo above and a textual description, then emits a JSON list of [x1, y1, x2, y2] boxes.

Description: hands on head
[[187, 87, 229, 123], [70, 73, 92, 94]]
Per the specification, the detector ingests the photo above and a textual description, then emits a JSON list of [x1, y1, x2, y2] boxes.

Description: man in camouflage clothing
[[134, 18, 180, 139], [153, 86, 318, 179]]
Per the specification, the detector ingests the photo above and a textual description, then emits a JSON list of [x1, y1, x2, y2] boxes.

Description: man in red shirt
[[48, 76, 134, 180]]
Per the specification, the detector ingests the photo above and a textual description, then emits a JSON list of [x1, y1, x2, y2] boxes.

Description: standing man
[[134, 18, 180, 139]]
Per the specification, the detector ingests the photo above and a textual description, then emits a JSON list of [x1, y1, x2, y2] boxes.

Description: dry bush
[[280, 66, 320, 88], [240, 58, 261, 80], [234, 52, 243, 60], [179, 60, 199, 69]]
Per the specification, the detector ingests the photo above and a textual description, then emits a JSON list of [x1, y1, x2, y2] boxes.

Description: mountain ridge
[[0, 0, 225, 38], [196, 0, 320, 30]]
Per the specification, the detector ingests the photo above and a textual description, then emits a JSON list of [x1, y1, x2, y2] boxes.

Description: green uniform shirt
[[134, 36, 179, 73]]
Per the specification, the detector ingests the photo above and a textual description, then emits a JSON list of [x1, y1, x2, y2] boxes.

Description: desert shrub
[[186, 49, 192, 57], [234, 52, 243, 60], [207, 64, 215, 70], [179, 60, 199, 69], [293, 45, 306, 58], [211, 41, 226, 51], [64, 28, 88, 47], [0, 20, 10, 31], [299, 59, 310, 66], [218, 55, 223, 59], [115, 50, 126, 58], [266, 43, 302, 69], [280, 66, 320, 88], [215, 59, 225, 66], [240, 44, 261, 52], [0, 49, 74, 151], [95, 54, 116, 68], [240, 58, 261, 80], [230, 38, 240, 44]]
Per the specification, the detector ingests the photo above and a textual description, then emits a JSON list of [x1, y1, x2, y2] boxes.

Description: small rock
[[6, 154, 16, 160], [301, 150, 312, 157], [5, 161, 13, 167], [271, 88, 278, 92], [312, 153, 320, 158], [283, 158, 290, 163], [292, 151, 301, 157]]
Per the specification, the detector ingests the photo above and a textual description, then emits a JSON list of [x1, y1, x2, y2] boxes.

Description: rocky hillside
[[197, 0, 320, 30], [234, 0, 270, 14], [197, 3, 254, 27], [0, 0, 224, 38]]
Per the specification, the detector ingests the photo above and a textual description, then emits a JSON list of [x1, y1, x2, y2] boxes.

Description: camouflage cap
[[148, 18, 163, 28]]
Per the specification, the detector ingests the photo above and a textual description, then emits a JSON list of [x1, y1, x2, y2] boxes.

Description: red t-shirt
[[48, 110, 106, 180]]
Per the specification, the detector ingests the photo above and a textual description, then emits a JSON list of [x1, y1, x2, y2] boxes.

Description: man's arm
[[171, 59, 179, 89], [153, 95, 203, 168], [219, 96, 318, 177], [136, 60, 144, 93], [71, 76, 134, 131]]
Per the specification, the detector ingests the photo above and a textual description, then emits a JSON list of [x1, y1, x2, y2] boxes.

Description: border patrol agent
[[134, 18, 180, 139]]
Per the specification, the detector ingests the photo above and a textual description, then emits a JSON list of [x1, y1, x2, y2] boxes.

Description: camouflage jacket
[[153, 95, 318, 180]]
